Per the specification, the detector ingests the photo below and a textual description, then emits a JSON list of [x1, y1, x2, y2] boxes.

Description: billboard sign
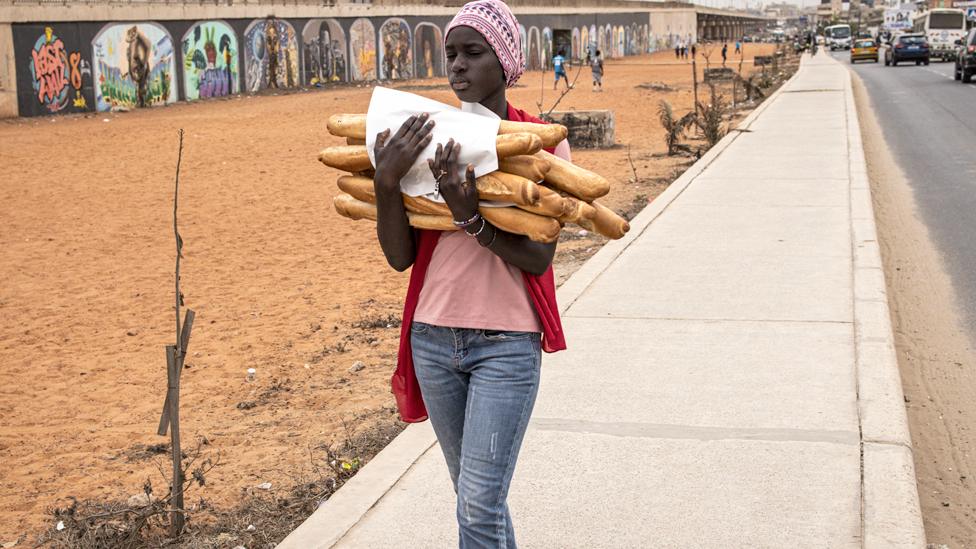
[[884, 7, 915, 30]]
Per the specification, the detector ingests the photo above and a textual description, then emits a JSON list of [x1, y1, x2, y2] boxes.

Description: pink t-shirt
[[414, 140, 571, 334], [414, 230, 543, 332]]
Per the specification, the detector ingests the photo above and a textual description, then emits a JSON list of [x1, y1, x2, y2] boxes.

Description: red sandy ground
[[0, 46, 774, 542]]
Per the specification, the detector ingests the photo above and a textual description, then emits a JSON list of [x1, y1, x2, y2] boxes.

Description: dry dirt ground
[[854, 76, 976, 546], [0, 46, 776, 543]]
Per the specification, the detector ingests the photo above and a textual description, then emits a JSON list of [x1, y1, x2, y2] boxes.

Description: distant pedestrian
[[721, 43, 728, 65], [590, 49, 603, 91], [675, 43, 681, 59], [682, 45, 689, 59], [552, 49, 570, 90], [735, 40, 741, 55], [691, 43, 697, 59]]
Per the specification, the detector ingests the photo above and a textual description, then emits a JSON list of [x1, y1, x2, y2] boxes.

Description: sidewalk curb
[[840, 59, 925, 547], [276, 422, 436, 549]]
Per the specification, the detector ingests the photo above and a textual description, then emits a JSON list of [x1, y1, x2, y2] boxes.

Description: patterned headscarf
[[445, 0, 525, 88]]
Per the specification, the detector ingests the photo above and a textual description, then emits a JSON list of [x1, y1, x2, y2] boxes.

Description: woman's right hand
[[374, 113, 435, 190]]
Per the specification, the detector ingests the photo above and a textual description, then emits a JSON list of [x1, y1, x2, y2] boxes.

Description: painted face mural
[[244, 18, 299, 92], [572, 28, 580, 60], [527, 27, 540, 71], [349, 18, 377, 81], [580, 26, 589, 58], [379, 18, 412, 80], [182, 21, 238, 101], [92, 23, 176, 112], [303, 19, 347, 85], [414, 23, 444, 79]]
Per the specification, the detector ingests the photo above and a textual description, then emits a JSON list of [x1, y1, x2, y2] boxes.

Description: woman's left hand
[[428, 139, 479, 223]]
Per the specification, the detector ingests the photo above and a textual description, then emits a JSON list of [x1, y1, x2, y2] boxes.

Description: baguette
[[333, 193, 456, 231], [327, 113, 569, 149], [339, 173, 540, 208], [522, 185, 574, 219], [576, 201, 630, 239], [495, 133, 544, 158], [319, 145, 372, 173], [498, 155, 551, 182], [482, 207, 561, 244], [556, 194, 597, 225], [319, 134, 544, 173], [535, 150, 610, 201], [327, 114, 367, 139], [498, 121, 568, 148], [475, 171, 541, 206], [335, 176, 559, 242]]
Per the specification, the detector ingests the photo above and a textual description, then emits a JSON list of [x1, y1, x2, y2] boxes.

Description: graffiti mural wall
[[414, 23, 444, 79], [349, 18, 377, 81], [527, 27, 541, 71], [542, 27, 553, 70], [303, 19, 347, 85], [92, 23, 177, 111], [182, 20, 238, 101], [379, 18, 412, 80], [11, 12, 658, 116], [518, 25, 528, 68], [19, 25, 94, 115], [243, 17, 299, 92]]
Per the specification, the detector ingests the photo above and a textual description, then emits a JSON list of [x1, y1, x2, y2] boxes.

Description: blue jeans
[[411, 322, 542, 549]]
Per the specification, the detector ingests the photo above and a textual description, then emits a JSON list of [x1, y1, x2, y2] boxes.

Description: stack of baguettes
[[319, 113, 630, 243]]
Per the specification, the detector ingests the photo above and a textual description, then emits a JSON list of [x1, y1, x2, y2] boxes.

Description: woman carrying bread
[[371, 1, 568, 546]]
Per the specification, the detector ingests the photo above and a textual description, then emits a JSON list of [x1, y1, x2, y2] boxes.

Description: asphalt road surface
[[834, 49, 976, 338]]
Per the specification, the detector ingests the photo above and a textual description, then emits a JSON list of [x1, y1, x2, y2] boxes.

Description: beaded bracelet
[[466, 217, 488, 237], [453, 211, 481, 228], [479, 225, 498, 248]]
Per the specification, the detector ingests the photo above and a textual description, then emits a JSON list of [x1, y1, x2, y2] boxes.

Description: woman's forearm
[[374, 171, 417, 271], [474, 221, 556, 276]]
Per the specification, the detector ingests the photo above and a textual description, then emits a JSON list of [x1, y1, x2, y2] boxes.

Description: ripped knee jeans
[[411, 322, 542, 549]]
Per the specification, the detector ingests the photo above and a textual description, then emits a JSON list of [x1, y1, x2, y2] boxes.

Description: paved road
[[834, 49, 976, 338]]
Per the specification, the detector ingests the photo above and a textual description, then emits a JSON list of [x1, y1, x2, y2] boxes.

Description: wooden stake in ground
[[157, 128, 194, 537]]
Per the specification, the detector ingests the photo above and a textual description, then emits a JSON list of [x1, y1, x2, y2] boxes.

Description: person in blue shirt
[[552, 49, 570, 90]]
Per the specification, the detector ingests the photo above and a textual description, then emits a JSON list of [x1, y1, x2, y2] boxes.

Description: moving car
[[912, 8, 966, 61], [851, 39, 879, 63], [954, 28, 976, 82], [885, 33, 930, 66]]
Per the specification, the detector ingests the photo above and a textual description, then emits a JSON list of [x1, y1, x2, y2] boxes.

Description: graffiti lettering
[[198, 67, 230, 98], [31, 33, 69, 109], [69, 51, 82, 89]]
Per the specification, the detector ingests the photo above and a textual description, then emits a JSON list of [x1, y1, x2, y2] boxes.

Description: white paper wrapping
[[365, 86, 501, 198]]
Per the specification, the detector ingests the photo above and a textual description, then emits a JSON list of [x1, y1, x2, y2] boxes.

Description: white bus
[[825, 24, 853, 50], [913, 8, 967, 60]]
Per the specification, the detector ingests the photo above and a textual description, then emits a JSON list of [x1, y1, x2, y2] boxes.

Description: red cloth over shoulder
[[391, 103, 567, 423]]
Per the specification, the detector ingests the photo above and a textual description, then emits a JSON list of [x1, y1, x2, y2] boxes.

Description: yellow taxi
[[851, 39, 879, 63]]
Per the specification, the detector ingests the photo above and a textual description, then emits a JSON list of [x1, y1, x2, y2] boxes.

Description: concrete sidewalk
[[281, 53, 924, 548]]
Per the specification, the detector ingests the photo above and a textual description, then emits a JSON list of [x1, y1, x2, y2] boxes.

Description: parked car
[[885, 33, 931, 66], [954, 28, 976, 82], [851, 39, 879, 63]]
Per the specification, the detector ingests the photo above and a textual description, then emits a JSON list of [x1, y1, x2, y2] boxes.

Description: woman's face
[[445, 26, 506, 104]]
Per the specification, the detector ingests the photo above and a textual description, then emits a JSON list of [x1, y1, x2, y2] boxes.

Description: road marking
[[924, 67, 953, 80]]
